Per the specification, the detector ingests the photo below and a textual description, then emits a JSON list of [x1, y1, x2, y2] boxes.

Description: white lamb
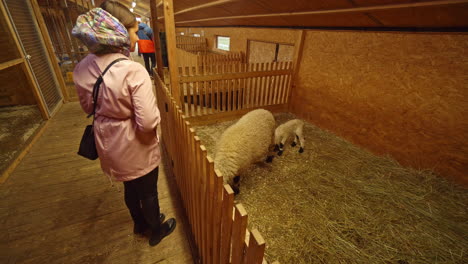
[[274, 119, 305, 156], [214, 109, 276, 194]]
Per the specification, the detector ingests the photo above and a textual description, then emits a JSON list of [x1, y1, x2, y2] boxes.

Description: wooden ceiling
[[111, 0, 468, 29]]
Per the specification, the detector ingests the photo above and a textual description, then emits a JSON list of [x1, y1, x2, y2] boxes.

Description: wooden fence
[[178, 61, 293, 117], [155, 73, 270, 264], [177, 48, 245, 69], [176, 35, 208, 52]]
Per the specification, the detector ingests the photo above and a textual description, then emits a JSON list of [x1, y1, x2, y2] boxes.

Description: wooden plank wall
[[176, 48, 245, 69], [290, 30, 468, 185], [176, 35, 208, 52], [154, 72, 270, 264], [176, 48, 199, 67], [178, 61, 293, 117], [197, 51, 245, 66], [177, 27, 298, 54]]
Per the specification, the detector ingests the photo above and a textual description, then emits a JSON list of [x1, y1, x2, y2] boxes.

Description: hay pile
[[194, 113, 467, 264], [0, 105, 42, 174]]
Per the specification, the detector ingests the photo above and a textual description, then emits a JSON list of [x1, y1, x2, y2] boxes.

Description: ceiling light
[[132, 2, 136, 8], [130, 8, 134, 12]]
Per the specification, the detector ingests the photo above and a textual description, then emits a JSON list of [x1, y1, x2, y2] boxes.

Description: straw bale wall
[[290, 31, 468, 185]]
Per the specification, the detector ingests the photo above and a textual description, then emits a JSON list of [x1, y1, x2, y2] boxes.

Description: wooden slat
[[231, 204, 248, 264], [205, 156, 215, 264], [216, 65, 221, 112], [263, 62, 270, 106], [245, 229, 266, 264], [212, 169, 224, 264], [194, 135, 202, 257], [259, 63, 266, 107], [219, 185, 234, 264], [0, 58, 24, 71], [226, 64, 231, 111], [246, 63, 252, 108], [283, 61, 293, 103], [200, 145, 208, 264], [186, 126, 195, 233], [190, 130, 201, 252]]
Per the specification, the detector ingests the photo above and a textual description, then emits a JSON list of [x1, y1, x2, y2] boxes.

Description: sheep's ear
[[233, 176, 240, 183]]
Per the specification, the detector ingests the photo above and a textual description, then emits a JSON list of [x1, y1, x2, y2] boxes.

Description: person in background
[[137, 21, 156, 75], [72, 0, 176, 247]]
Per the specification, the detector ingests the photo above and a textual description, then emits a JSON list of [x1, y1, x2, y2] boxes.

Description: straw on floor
[[194, 113, 467, 264]]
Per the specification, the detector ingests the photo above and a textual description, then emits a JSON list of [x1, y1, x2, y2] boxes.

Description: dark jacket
[[137, 23, 153, 40]]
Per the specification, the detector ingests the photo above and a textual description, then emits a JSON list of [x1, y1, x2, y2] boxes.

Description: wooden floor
[[0, 102, 194, 264]]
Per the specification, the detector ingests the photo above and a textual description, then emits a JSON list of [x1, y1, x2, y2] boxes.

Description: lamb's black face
[[231, 176, 241, 195], [232, 186, 240, 195], [233, 176, 240, 184]]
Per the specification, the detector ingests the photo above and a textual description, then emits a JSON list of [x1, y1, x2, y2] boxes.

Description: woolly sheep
[[214, 109, 276, 194], [274, 119, 305, 156]]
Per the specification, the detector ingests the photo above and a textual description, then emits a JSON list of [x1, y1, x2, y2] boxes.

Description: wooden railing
[[176, 35, 208, 52], [178, 61, 293, 117], [154, 73, 269, 264]]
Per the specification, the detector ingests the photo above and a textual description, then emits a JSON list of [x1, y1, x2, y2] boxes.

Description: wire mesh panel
[[5, 0, 62, 114]]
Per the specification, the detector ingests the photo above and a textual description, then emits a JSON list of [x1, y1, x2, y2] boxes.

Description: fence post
[[162, 0, 180, 105], [150, 0, 164, 78]]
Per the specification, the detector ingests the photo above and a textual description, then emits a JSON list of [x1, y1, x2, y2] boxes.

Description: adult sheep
[[214, 109, 275, 194]]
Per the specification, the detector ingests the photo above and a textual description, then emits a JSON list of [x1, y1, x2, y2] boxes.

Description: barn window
[[216, 36, 230, 51]]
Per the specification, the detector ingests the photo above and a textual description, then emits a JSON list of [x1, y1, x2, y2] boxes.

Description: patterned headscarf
[[72, 8, 130, 57]]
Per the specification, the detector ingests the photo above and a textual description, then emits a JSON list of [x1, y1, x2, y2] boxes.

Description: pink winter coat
[[73, 53, 161, 181]]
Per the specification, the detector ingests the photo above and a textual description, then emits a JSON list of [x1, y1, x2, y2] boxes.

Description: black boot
[[141, 195, 176, 246], [149, 218, 177, 246], [134, 213, 166, 235]]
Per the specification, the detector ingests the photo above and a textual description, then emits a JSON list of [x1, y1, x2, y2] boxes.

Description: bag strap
[[88, 58, 128, 118]]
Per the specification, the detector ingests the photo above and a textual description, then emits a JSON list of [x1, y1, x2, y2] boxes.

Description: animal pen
[[153, 1, 467, 263]]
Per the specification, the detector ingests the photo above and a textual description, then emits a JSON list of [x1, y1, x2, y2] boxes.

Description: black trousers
[[123, 167, 160, 231], [142, 53, 156, 75]]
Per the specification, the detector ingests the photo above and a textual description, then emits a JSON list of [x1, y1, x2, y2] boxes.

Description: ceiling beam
[[157, 0, 236, 20], [174, 0, 468, 25], [175, 0, 236, 16]]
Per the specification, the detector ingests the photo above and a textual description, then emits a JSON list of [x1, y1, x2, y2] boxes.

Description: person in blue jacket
[[137, 22, 156, 75]]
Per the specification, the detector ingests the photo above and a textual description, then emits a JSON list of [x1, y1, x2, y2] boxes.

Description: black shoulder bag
[[77, 58, 127, 160]]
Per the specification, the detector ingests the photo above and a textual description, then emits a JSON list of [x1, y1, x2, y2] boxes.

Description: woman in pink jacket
[[72, 1, 176, 246]]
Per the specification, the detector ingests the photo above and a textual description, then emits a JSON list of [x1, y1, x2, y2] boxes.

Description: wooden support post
[[287, 30, 305, 111], [150, 0, 164, 78], [162, 0, 180, 106]]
